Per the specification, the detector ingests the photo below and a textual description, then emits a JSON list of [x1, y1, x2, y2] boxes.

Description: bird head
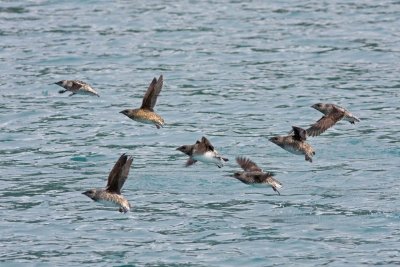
[[119, 109, 130, 117], [269, 136, 283, 145], [54, 80, 65, 86], [311, 103, 324, 111], [176, 145, 192, 156], [82, 189, 97, 200]]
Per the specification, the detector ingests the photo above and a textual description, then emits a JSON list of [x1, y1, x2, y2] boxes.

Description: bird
[[306, 105, 347, 137], [54, 80, 100, 97], [176, 136, 229, 168], [233, 156, 282, 195], [269, 126, 315, 162], [312, 103, 360, 124], [120, 75, 165, 129], [82, 153, 133, 213]]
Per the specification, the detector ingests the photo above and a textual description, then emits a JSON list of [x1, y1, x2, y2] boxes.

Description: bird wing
[[306, 107, 345, 137], [185, 158, 197, 167], [200, 136, 215, 151], [74, 80, 89, 87], [69, 80, 87, 92], [235, 157, 262, 172], [234, 172, 254, 184], [194, 136, 214, 154], [117, 155, 133, 193], [106, 154, 128, 194], [140, 75, 163, 111], [292, 126, 307, 141], [234, 172, 273, 184]]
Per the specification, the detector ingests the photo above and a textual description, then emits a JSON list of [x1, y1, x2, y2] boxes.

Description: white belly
[[193, 151, 224, 166]]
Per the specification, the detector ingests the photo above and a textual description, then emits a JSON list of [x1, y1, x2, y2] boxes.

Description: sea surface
[[1, 0, 399, 266]]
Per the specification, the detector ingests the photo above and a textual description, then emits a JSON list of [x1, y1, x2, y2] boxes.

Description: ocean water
[[1, 0, 399, 266]]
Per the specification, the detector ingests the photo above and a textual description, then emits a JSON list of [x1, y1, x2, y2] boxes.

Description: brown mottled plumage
[[233, 157, 282, 195], [82, 154, 133, 213], [54, 80, 100, 97], [306, 105, 346, 137], [312, 103, 360, 125], [120, 75, 165, 129], [269, 126, 315, 162]]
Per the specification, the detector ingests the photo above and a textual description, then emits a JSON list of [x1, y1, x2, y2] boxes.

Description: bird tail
[[268, 177, 282, 195], [269, 177, 282, 189], [348, 116, 360, 124]]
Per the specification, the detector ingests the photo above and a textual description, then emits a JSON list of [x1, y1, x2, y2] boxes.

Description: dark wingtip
[[223, 158, 229, 162]]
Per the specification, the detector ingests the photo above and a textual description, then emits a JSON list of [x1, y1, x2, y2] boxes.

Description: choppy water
[[1, 0, 399, 266]]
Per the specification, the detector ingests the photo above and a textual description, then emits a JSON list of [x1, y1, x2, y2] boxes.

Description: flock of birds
[[54, 76, 360, 213]]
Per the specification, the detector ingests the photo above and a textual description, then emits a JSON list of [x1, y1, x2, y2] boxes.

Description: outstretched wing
[[117, 155, 133, 193], [140, 75, 163, 111], [306, 106, 345, 137], [235, 156, 262, 172], [106, 154, 129, 194]]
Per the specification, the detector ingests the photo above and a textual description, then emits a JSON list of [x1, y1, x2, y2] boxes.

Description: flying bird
[[54, 80, 100, 97], [312, 103, 360, 125], [82, 153, 133, 213], [176, 136, 229, 168], [233, 156, 282, 195], [269, 126, 315, 162], [120, 75, 165, 129], [306, 105, 347, 137]]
